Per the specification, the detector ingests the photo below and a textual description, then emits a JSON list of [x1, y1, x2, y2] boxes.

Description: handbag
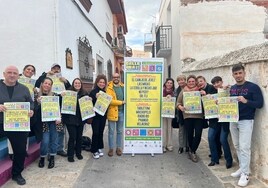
[[86, 118, 93, 124], [202, 118, 209, 129], [172, 117, 179, 128]]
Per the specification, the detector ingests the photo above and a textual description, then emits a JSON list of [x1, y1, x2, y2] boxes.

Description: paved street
[[2, 126, 268, 188]]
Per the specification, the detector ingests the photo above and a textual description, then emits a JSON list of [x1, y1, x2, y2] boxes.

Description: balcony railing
[[156, 25, 172, 57]]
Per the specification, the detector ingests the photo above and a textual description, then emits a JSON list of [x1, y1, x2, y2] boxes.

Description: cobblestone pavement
[[2, 127, 268, 188]]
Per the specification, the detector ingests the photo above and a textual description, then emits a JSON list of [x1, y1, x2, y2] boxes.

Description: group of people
[[0, 63, 264, 187], [0, 64, 125, 186], [162, 64, 263, 187]]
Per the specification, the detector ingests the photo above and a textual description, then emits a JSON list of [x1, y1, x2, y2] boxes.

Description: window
[[107, 60, 113, 81], [79, 0, 92, 12], [78, 37, 94, 83]]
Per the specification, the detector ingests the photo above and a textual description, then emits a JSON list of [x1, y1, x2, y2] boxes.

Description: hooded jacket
[[106, 81, 124, 121]]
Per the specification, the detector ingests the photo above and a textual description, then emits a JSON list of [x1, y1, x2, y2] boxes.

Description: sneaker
[[12, 175, 26, 185], [98, 149, 104, 157], [163, 147, 167, 153], [116, 148, 122, 156], [238, 173, 249, 187], [68, 157, 75, 162], [92, 152, 99, 159], [231, 168, 242, 178], [108, 149, 113, 157], [166, 147, 173, 152]]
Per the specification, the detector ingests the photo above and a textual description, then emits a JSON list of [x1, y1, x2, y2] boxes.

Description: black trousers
[[91, 115, 106, 153], [184, 118, 203, 153], [66, 124, 84, 157]]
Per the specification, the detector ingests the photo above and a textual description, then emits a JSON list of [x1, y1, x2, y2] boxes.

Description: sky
[[124, 0, 161, 51]]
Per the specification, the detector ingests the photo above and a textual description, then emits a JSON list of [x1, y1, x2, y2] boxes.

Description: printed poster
[[161, 97, 176, 118], [218, 97, 239, 122], [18, 77, 36, 100], [202, 94, 218, 119], [183, 91, 202, 114], [79, 95, 95, 121], [61, 91, 77, 115], [124, 57, 164, 154], [41, 96, 61, 122], [4, 102, 30, 131], [218, 88, 230, 98], [93, 91, 112, 116], [48, 74, 65, 94]]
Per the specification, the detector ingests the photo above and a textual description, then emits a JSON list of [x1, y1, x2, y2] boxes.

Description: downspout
[[53, 0, 59, 64]]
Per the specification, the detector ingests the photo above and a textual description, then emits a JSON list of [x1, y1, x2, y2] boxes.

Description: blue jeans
[[208, 122, 232, 164], [230, 120, 254, 174], [40, 122, 58, 157], [57, 129, 65, 152], [108, 111, 124, 149]]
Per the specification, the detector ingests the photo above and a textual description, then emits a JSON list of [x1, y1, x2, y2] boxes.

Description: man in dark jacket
[[0, 65, 34, 185]]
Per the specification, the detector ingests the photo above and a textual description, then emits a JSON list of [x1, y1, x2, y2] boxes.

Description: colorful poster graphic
[[218, 88, 230, 97], [18, 77, 36, 100], [202, 94, 218, 119], [4, 102, 30, 131], [124, 57, 163, 154], [48, 75, 65, 94], [162, 97, 176, 118], [218, 97, 239, 122], [61, 91, 77, 115], [93, 91, 112, 116], [41, 96, 61, 122], [183, 91, 202, 114], [79, 96, 95, 121]]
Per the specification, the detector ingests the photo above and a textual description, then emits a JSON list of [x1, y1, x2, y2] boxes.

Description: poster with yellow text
[[19, 77, 36, 100], [61, 91, 77, 115], [93, 91, 112, 116], [79, 96, 95, 121], [218, 97, 239, 122], [4, 102, 30, 131], [162, 97, 176, 118], [202, 94, 218, 119], [41, 96, 61, 122], [183, 91, 202, 114], [218, 88, 230, 98], [124, 57, 164, 154]]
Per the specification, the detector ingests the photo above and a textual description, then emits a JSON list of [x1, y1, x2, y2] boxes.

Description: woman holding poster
[[162, 78, 175, 153], [34, 77, 61, 169], [89, 74, 108, 159], [62, 78, 87, 162], [177, 75, 203, 163]]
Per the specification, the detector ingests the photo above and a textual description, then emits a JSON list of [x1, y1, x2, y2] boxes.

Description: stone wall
[[182, 60, 268, 183]]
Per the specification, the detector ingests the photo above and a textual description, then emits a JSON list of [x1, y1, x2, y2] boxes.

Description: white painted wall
[[158, 0, 181, 83], [0, 0, 56, 79], [180, 1, 266, 61], [0, 0, 114, 83]]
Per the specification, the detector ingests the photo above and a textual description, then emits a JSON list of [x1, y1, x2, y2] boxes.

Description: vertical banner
[[124, 57, 163, 154]]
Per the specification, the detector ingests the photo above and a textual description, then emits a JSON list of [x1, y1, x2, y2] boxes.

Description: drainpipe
[[53, 0, 58, 64]]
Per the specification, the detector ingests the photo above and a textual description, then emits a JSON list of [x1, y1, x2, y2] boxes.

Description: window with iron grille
[[78, 37, 94, 83]]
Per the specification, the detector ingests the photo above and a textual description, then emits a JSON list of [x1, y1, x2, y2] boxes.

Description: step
[[0, 142, 40, 186]]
